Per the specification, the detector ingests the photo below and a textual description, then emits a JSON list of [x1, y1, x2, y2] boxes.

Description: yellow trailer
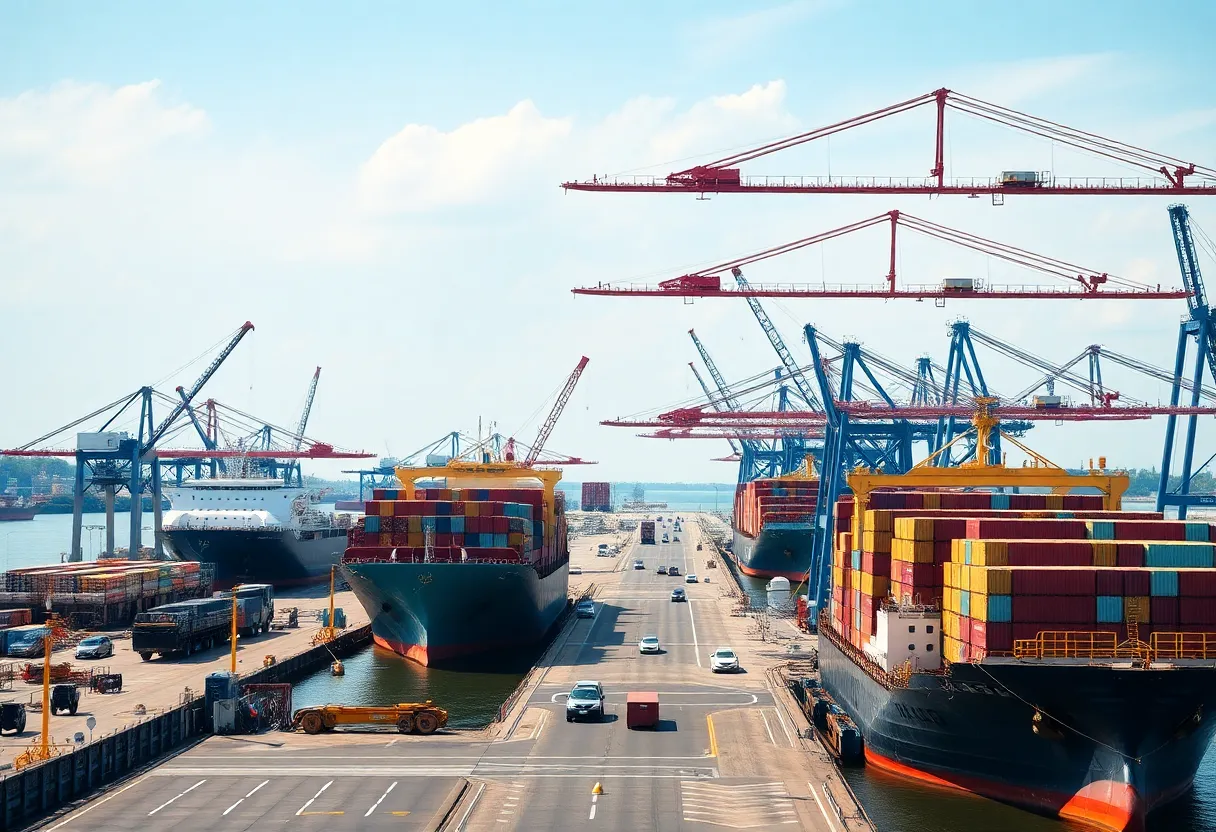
[[291, 702, 448, 735]]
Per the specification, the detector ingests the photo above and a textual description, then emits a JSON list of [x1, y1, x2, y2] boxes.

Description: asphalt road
[[38, 521, 835, 832]]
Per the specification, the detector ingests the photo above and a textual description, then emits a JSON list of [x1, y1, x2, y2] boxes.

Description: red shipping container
[[1123, 569, 1151, 596], [1151, 597, 1180, 626], [958, 616, 971, 643], [1013, 623, 1046, 641], [896, 562, 939, 587], [1111, 520, 1187, 541], [1005, 540, 1094, 567], [979, 622, 1014, 651], [1180, 597, 1216, 626], [1011, 595, 1095, 624], [1095, 569, 1124, 596], [964, 519, 1088, 540], [861, 594, 874, 619], [1010, 568, 1097, 596], [626, 692, 659, 729], [832, 585, 844, 605], [1063, 495, 1105, 510], [1179, 570, 1216, 597], [1116, 544, 1145, 567], [941, 492, 994, 509], [862, 551, 891, 577]]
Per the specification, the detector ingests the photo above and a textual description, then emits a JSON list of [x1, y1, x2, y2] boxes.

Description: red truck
[[640, 521, 656, 545], [626, 691, 659, 729]]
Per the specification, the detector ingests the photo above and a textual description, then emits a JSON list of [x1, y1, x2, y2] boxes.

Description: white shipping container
[[76, 431, 129, 452]]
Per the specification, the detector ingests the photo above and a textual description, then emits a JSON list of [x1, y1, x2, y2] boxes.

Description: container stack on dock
[[580, 482, 612, 512], [344, 486, 565, 569], [731, 475, 820, 579], [0, 560, 213, 626]]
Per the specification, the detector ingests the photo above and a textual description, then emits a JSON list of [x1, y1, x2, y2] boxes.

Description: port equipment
[[311, 565, 341, 646], [563, 87, 1216, 197], [509, 356, 591, 467], [291, 701, 449, 735], [572, 211, 1185, 300], [1159, 204, 1216, 516], [14, 617, 67, 770]]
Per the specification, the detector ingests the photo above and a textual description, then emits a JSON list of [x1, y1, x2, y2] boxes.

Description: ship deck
[[37, 517, 870, 831]]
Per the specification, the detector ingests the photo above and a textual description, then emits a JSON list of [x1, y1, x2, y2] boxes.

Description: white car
[[570, 566, 583, 575], [709, 647, 740, 673], [639, 635, 661, 654], [685, 574, 698, 583]]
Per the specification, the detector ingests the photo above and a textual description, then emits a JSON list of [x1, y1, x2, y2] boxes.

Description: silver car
[[75, 635, 114, 659]]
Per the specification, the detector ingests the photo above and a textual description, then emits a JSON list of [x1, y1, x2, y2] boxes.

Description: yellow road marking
[[707, 715, 719, 757], [390, 811, 412, 815]]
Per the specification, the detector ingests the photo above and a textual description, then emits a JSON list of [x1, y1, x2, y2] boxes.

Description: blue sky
[[3, 1, 1216, 482]]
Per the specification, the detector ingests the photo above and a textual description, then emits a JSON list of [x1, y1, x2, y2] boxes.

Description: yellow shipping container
[[1124, 596, 1151, 623], [860, 573, 890, 597], [942, 585, 956, 613], [466, 502, 480, 517], [1092, 542, 1117, 567], [943, 610, 959, 639], [863, 509, 893, 533], [378, 502, 394, 517], [832, 565, 845, 589], [1044, 494, 1064, 510], [922, 492, 941, 510], [971, 540, 1008, 566], [379, 533, 392, 545], [862, 530, 894, 553], [969, 566, 1012, 595], [971, 592, 988, 622], [950, 539, 967, 564], [892, 539, 934, 563], [894, 517, 937, 542], [408, 533, 423, 547]]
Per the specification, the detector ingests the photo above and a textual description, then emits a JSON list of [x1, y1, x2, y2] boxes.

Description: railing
[[1013, 631, 1118, 659], [1150, 632, 1216, 660]]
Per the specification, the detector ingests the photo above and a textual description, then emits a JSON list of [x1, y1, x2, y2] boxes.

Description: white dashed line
[[223, 779, 268, 816], [365, 780, 397, 817], [148, 779, 206, 816], [295, 779, 333, 816]]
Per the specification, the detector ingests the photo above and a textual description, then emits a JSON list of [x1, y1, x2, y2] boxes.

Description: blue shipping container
[[987, 595, 1012, 622], [364, 516, 381, 534], [1088, 521, 1115, 540], [851, 550, 862, 570], [990, 493, 1010, 510], [959, 590, 971, 617], [1185, 522, 1211, 542], [1150, 570, 1180, 597], [1096, 596, 1124, 623], [1144, 543, 1214, 569]]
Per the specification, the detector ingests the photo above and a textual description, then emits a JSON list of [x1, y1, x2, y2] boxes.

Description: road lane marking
[[365, 780, 397, 817], [295, 779, 334, 816], [223, 779, 269, 816], [46, 775, 150, 830], [529, 710, 547, 740], [148, 779, 206, 816], [809, 781, 841, 832], [688, 594, 702, 666], [706, 716, 719, 757], [453, 781, 486, 831], [385, 738, 398, 747], [771, 703, 796, 746], [760, 710, 776, 745]]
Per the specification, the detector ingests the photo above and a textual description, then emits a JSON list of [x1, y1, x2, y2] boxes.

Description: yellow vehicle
[[292, 702, 448, 735]]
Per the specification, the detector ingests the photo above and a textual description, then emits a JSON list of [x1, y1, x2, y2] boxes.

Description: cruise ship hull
[[818, 625, 1216, 832], [731, 523, 813, 580], [162, 528, 346, 589], [343, 560, 569, 666]]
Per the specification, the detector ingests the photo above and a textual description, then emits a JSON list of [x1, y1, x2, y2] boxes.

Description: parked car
[[710, 647, 741, 673], [575, 600, 595, 619], [633, 560, 645, 570], [670, 588, 686, 602], [686, 574, 698, 584], [638, 635, 661, 654], [75, 636, 114, 660], [566, 681, 605, 722]]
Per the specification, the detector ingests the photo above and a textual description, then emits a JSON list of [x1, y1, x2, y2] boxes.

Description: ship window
[[926, 644, 934, 652], [926, 625, 934, 634], [907, 644, 916, 651], [908, 625, 916, 633]]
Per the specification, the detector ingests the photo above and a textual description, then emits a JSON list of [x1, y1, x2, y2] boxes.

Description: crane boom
[[294, 367, 322, 451], [524, 357, 590, 467], [731, 268, 824, 410], [177, 389, 217, 450], [689, 362, 740, 454], [1170, 205, 1216, 381], [688, 330, 743, 412], [149, 322, 254, 450]]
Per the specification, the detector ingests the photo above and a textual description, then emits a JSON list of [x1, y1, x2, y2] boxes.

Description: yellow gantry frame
[[848, 398, 1130, 544]]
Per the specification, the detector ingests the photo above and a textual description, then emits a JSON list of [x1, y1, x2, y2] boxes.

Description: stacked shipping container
[[733, 477, 819, 539], [343, 487, 567, 575], [580, 482, 612, 512]]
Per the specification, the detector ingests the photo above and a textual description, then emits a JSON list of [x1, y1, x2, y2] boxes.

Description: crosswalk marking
[[680, 782, 799, 828]]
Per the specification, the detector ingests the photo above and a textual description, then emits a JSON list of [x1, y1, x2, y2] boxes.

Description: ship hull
[[732, 523, 813, 580], [818, 626, 1216, 832], [342, 561, 569, 666], [162, 528, 346, 589], [0, 507, 39, 522]]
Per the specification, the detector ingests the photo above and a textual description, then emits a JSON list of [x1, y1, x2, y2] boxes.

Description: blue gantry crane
[[1159, 204, 1216, 514]]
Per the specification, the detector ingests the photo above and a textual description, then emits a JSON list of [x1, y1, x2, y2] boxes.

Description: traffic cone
[[592, 782, 603, 795]]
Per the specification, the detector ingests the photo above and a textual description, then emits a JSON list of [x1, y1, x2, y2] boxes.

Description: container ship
[[0, 496, 46, 522], [817, 447, 1216, 832], [341, 461, 569, 666], [731, 473, 818, 580], [161, 478, 351, 589]]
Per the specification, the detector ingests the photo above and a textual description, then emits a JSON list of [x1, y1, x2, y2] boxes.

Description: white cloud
[[0, 80, 207, 182], [685, 1, 839, 62], [357, 100, 571, 214], [959, 53, 1117, 106]]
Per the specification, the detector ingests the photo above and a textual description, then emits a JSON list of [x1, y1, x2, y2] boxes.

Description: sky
[[3, 0, 1216, 483]]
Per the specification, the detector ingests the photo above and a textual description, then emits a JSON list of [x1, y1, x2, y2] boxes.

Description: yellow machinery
[[291, 701, 448, 735], [311, 565, 341, 647], [14, 616, 69, 771]]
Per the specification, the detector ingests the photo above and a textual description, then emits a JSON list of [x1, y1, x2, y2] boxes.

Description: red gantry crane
[[502, 356, 591, 467], [573, 210, 1186, 301], [563, 88, 1216, 197]]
